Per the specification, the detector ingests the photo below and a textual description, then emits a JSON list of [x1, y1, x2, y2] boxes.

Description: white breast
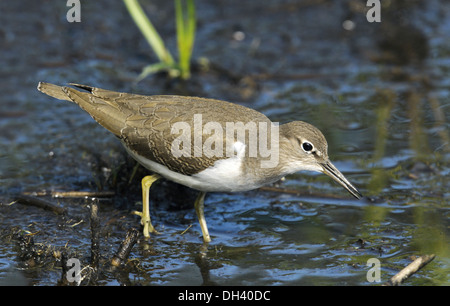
[[123, 141, 262, 192]]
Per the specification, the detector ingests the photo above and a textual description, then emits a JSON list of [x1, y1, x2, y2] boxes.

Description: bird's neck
[[239, 132, 300, 186]]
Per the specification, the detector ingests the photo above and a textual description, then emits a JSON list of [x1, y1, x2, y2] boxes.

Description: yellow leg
[[194, 191, 211, 243], [132, 174, 161, 238]]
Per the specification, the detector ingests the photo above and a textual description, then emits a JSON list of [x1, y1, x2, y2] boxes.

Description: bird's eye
[[302, 141, 314, 153]]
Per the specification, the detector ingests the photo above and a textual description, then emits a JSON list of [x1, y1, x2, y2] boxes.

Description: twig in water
[[58, 252, 70, 286], [383, 254, 436, 286], [89, 202, 100, 269], [52, 191, 115, 198], [15, 195, 66, 215], [22, 190, 115, 198], [180, 224, 193, 235], [111, 228, 140, 267]]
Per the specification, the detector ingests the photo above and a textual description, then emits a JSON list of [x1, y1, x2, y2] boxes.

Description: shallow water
[[0, 1, 449, 286]]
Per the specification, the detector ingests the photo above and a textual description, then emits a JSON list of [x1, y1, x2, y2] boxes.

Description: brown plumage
[[38, 82, 361, 198], [37, 82, 272, 176], [38, 82, 362, 242]]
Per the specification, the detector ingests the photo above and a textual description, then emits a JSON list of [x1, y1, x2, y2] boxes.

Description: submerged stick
[[89, 202, 100, 269], [52, 191, 115, 198], [383, 254, 436, 286], [15, 194, 66, 215], [58, 252, 70, 286], [22, 190, 115, 198], [111, 228, 139, 267]]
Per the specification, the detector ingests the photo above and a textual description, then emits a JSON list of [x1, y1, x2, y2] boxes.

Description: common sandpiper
[[37, 82, 362, 243]]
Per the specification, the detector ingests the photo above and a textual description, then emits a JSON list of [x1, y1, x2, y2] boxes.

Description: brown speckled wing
[[41, 83, 272, 175]]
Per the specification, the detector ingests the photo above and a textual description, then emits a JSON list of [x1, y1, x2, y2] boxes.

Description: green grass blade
[[136, 62, 179, 83], [123, 0, 174, 66], [175, 0, 196, 79]]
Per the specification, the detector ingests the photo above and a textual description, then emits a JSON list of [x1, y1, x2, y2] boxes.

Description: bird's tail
[[37, 82, 129, 138], [37, 82, 73, 102]]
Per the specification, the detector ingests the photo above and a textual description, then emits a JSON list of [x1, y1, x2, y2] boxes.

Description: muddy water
[[0, 1, 448, 285]]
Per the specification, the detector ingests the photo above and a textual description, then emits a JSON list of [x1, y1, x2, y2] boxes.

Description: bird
[[37, 82, 362, 243]]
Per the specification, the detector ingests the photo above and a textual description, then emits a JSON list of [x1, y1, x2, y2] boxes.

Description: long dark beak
[[321, 161, 362, 199]]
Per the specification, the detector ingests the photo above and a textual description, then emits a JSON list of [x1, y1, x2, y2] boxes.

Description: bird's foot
[[132, 210, 160, 237]]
